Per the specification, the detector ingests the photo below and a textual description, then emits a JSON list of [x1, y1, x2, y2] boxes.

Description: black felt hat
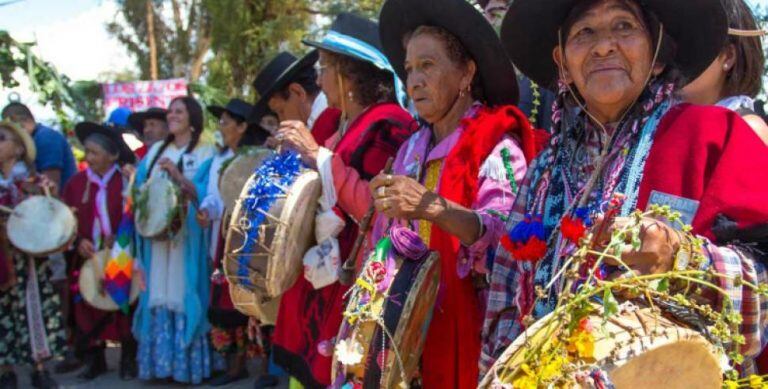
[[75, 122, 136, 165], [302, 12, 384, 61], [252, 51, 319, 102], [127, 107, 167, 136], [501, 0, 728, 89], [207, 98, 255, 121], [379, 0, 519, 106]]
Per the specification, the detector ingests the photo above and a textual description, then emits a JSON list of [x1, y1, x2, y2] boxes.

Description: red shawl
[[273, 103, 415, 387], [637, 104, 768, 240], [423, 105, 545, 388]]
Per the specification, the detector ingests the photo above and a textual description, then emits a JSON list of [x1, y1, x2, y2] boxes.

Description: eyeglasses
[[314, 62, 328, 75]]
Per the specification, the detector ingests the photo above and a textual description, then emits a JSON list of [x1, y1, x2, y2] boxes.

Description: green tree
[[107, 0, 211, 82]]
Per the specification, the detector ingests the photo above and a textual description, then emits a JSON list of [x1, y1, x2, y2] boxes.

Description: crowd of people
[[1, 0, 768, 388]]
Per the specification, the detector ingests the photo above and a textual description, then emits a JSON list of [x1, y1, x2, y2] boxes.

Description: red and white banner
[[102, 78, 188, 113]]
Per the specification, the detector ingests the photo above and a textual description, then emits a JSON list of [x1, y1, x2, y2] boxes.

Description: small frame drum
[[332, 247, 441, 388], [224, 169, 321, 301], [135, 175, 182, 240], [480, 304, 723, 389], [219, 148, 274, 216], [78, 249, 140, 311], [7, 195, 77, 256]]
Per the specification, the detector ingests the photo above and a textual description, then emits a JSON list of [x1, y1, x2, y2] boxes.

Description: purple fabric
[[389, 224, 429, 261], [370, 121, 527, 280]]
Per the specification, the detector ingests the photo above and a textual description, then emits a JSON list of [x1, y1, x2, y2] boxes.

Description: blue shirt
[[33, 123, 77, 188]]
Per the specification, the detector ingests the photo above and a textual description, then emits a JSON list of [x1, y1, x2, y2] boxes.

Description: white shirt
[[307, 92, 328, 129], [200, 148, 234, 259]]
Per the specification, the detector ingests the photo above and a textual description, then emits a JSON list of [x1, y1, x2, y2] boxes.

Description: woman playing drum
[[61, 122, 137, 380], [197, 98, 270, 386], [483, 0, 768, 378], [270, 13, 415, 387], [131, 96, 216, 384], [351, 0, 545, 386], [0, 121, 65, 389]]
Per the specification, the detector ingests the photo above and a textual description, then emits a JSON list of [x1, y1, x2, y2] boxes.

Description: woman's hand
[[157, 158, 183, 182], [121, 164, 137, 180], [77, 238, 96, 259], [597, 216, 681, 276], [275, 120, 320, 168], [195, 209, 211, 228], [369, 174, 442, 221]]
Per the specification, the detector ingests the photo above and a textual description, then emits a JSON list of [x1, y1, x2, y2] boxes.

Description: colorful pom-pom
[[502, 214, 548, 262], [561, 207, 592, 244]]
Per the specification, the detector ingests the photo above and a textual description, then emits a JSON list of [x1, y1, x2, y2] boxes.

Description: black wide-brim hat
[[127, 107, 167, 136], [379, 0, 519, 106], [75, 122, 136, 165], [501, 0, 728, 89], [208, 98, 255, 121], [252, 51, 319, 103], [303, 12, 384, 61]]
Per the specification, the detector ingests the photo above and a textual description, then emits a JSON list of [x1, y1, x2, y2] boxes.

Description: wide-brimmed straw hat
[[379, 0, 519, 106], [501, 0, 728, 88], [75, 122, 136, 165], [0, 120, 36, 164]]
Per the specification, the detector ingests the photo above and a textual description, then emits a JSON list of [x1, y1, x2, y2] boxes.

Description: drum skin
[[332, 251, 441, 388], [78, 249, 140, 311], [480, 304, 723, 389], [224, 170, 321, 301], [135, 176, 181, 240], [219, 149, 274, 216], [7, 195, 77, 256]]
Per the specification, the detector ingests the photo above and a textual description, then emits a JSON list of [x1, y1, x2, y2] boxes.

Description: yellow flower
[[567, 329, 595, 360], [749, 374, 764, 388], [723, 380, 739, 389]]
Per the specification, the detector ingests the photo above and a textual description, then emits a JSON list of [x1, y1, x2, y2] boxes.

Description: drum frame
[[332, 250, 441, 388], [135, 176, 184, 240], [7, 195, 77, 257], [223, 169, 320, 322]]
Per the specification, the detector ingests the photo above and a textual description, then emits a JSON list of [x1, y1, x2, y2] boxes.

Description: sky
[[1, 0, 768, 122]]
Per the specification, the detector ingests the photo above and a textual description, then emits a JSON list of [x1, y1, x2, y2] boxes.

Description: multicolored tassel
[[104, 198, 135, 314], [500, 214, 548, 262]]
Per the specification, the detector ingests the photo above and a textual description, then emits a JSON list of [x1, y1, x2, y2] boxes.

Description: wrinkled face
[[166, 100, 192, 136], [142, 118, 168, 145], [84, 139, 118, 174], [404, 32, 473, 124], [317, 50, 343, 109], [0, 128, 22, 164], [556, 0, 661, 118], [218, 111, 246, 150]]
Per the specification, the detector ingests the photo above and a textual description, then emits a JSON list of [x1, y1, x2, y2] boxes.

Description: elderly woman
[[682, 0, 768, 144], [62, 122, 137, 381], [0, 121, 64, 389], [483, 0, 768, 377], [328, 0, 536, 388], [197, 98, 269, 387], [270, 13, 415, 387], [336, 0, 545, 386], [132, 96, 216, 384]]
